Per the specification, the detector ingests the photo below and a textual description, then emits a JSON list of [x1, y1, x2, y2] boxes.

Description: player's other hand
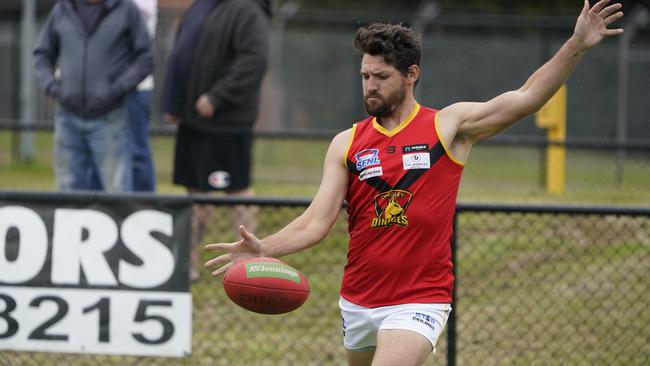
[[195, 94, 215, 118], [573, 0, 624, 49], [163, 113, 178, 124], [204, 225, 264, 277]]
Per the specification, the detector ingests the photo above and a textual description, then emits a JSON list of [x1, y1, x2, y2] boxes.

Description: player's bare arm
[[204, 128, 352, 276], [437, 0, 624, 163]]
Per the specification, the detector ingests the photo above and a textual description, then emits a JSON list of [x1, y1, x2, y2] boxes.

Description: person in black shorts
[[161, 0, 271, 281], [173, 128, 253, 192]]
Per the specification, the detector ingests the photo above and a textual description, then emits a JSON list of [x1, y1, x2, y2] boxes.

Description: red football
[[223, 257, 310, 314]]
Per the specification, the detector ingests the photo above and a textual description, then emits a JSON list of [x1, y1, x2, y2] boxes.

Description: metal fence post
[[19, 0, 36, 162], [447, 212, 458, 366]]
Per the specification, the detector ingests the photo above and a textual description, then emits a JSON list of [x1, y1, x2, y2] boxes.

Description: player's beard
[[364, 84, 407, 118]]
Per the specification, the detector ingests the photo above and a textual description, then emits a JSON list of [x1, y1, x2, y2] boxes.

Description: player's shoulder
[[319, 128, 354, 168], [437, 101, 475, 120], [436, 102, 472, 130], [332, 127, 354, 148], [324, 128, 353, 162]]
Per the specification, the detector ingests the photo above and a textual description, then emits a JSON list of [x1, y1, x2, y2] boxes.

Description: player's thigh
[[346, 348, 375, 366], [373, 329, 432, 366]]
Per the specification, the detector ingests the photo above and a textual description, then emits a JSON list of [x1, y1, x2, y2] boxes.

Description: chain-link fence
[[250, 137, 650, 204], [2, 196, 649, 365], [6, 7, 650, 139], [2, 8, 650, 196], [453, 204, 650, 365], [2, 131, 650, 205]]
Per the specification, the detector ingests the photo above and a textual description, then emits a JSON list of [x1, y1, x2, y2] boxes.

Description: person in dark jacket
[[161, 0, 271, 281], [33, 0, 154, 192]]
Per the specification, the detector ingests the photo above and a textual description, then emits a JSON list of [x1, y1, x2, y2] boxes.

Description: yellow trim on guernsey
[[434, 112, 465, 167], [372, 103, 421, 137], [343, 123, 358, 168]]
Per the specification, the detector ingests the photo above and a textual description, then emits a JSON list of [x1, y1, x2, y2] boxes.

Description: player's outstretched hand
[[574, 0, 624, 49], [204, 225, 264, 277]]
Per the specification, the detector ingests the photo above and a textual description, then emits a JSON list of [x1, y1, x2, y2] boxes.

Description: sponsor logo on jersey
[[402, 144, 431, 170], [359, 166, 383, 181], [355, 148, 380, 171], [402, 152, 431, 170], [402, 144, 429, 153], [371, 189, 412, 228]]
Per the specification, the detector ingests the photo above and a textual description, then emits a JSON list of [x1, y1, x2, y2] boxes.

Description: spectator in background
[[128, 0, 157, 192], [88, 0, 158, 191], [33, 0, 154, 192], [161, 0, 271, 281]]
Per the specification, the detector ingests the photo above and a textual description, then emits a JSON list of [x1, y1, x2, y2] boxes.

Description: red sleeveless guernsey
[[340, 104, 464, 307]]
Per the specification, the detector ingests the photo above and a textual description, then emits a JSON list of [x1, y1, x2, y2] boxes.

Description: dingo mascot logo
[[371, 190, 412, 228]]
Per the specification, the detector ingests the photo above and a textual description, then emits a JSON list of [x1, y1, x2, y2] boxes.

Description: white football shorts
[[339, 296, 451, 353]]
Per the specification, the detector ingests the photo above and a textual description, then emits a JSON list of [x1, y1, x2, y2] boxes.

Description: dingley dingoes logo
[[371, 189, 412, 228]]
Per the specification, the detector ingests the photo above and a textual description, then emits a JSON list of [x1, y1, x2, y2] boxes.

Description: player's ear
[[406, 65, 419, 84]]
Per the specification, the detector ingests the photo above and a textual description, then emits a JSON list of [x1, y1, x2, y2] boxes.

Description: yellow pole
[[535, 85, 567, 194]]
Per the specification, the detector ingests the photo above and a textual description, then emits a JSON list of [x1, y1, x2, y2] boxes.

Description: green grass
[[1, 131, 650, 365], [454, 212, 650, 365], [3, 131, 650, 205], [0, 131, 324, 196]]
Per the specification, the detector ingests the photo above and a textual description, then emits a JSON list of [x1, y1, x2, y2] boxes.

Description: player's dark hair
[[354, 23, 421, 76]]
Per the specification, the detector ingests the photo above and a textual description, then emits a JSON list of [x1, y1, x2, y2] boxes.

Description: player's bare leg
[[226, 187, 258, 234], [188, 187, 211, 282], [346, 349, 375, 366], [372, 329, 432, 366]]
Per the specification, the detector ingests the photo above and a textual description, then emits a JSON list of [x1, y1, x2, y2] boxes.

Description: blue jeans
[[54, 105, 132, 192], [88, 90, 155, 191]]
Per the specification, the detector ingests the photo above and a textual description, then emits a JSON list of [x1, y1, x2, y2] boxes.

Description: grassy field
[[1, 131, 649, 365], [2, 130, 650, 206], [4, 207, 646, 365]]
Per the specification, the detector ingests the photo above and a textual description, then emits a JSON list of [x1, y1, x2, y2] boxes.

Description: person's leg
[[225, 187, 258, 234], [172, 124, 207, 282], [187, 187, 210, 282], [341, 299, 451, 366], [373, 304, 451, 366], [340, 297, 379, 366], [127, 90, 156, 191], [87, 164, 103, 190], [87, 106, 132, 192], [346, 349, 375, 366], [223, 132, 257, 234], [372, 329, 432, 366], [53, 108, 91, 190], [346, 332, 431, 366]]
